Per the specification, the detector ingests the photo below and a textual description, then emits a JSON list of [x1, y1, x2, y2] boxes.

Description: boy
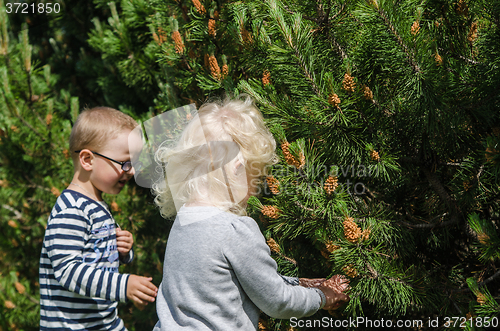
[[39, 107, 157, 330]]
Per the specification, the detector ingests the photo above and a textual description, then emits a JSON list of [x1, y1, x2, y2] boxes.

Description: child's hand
[[126, 275, 158, 306], [116, 228, 133, 257], [299, 278, 327, 288], [317, 285, 350, 311], [317, 275, 350, 310]]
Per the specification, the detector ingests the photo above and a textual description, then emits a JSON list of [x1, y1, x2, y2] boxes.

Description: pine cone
[[435, 53, 443, 66], [411, 21, 420, 35], [463, 180, 471, 191], [111, 201, 120, 212], [324, 176, 339, 195], [172, 30, 185, 54], [266, 176, 280, 194], [370, 150, 380, 161], [362, 85, 373, 101], [4, 300, 16, 309], [468, 22, 478, 43], [204, 54, 210, 68], [192, 0, 206, 14], [328, 94, 341, 109], [261, 205, 281, 219], [477, 232, 489, 245], [258, 319, 268, 331], [325, 241, 341, 253], [45, 114, 52, 125], [208, 19, 216, 37], [343, 217, 362, 243], [476, 293, 487, 305], [262, 70, 271, 86], [281, 141, 304, 168], [209, 55, 221, 80], [267, 238, 280, 253], [8, 220, 17, 228], [51, 187, 61, 197], [342, 265, 358, 278], [154, 28, 166, 45], [342, 73, 356, 93], [221, 64, 229, 78], [14, 282, 25, 295]]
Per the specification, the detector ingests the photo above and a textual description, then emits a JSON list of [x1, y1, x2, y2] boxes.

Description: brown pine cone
[[370, 150, 380, 161], [328, 93, 341, 108], [411, 21, 420, 35], [172, 30, 185, 54], [342, 73, 356, 93], [343, 217, 361, 243], [262, 70, 271, 86], [261, 205, 281, 219], [324, 176, 339, 195], [192, 0, 206, 14], [209, 55, 221, 80], [362, 85, 373, 101], [266, 238, 280, 253], [266, 176, 280, 194], [342, 265, 358, 278], [208, 19, 216, 37]]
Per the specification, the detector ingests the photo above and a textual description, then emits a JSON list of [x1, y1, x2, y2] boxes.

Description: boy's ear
[[78, 149, 94, 171]]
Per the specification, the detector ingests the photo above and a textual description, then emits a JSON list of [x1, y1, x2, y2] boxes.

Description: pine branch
[[422, 167, 461, 224], [376, 8, 420, 73], [399, 214, 459, 229], [2, 204, 23, 220]]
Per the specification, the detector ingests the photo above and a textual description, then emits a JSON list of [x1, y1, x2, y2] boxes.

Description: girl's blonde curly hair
[[152, 95, 277, 218]]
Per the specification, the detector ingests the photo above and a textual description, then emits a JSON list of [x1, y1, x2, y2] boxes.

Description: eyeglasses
[[74, 150, 133, 172]]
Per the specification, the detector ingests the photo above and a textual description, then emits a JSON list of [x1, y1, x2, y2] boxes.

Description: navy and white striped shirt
[[39, 190, 133, 330]]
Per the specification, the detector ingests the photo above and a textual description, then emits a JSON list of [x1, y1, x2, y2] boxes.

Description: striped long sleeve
[[39, 190, 130, 330]]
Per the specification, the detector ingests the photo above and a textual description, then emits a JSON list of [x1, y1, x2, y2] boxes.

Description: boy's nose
[[128, 165, 136, 176]]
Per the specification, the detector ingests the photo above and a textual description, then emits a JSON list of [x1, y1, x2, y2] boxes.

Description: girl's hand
[[116, 228, 133, 257], [299, 278, 327, 288]]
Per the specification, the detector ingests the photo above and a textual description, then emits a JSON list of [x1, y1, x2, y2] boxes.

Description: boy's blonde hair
[[153, 95, 278, 218], [69, 107, 138, 166]]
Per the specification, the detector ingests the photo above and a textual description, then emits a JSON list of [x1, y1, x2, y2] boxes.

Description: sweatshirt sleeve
[[223, 216, 322, 319], [43, 207, 129, 303], [119, 247, 134, 265]]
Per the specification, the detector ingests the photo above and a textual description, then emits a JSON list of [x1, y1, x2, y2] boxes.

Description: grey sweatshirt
[[153, 205, 322, 330]]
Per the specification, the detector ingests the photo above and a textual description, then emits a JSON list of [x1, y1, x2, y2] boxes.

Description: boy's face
[[89, 130, 136, 198]]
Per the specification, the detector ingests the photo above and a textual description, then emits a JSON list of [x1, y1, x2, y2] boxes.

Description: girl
[[152, 96, 348, 330]]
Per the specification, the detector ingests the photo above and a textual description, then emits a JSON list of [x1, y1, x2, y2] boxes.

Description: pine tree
[[86, 0, 500, 328]]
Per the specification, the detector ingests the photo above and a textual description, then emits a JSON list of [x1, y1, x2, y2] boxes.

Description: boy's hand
[[116, 228, 133, 257], [126, 275, 158, 306]]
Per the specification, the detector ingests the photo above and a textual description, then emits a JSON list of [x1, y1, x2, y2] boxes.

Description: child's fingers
[[134, 288, 156, 303]]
